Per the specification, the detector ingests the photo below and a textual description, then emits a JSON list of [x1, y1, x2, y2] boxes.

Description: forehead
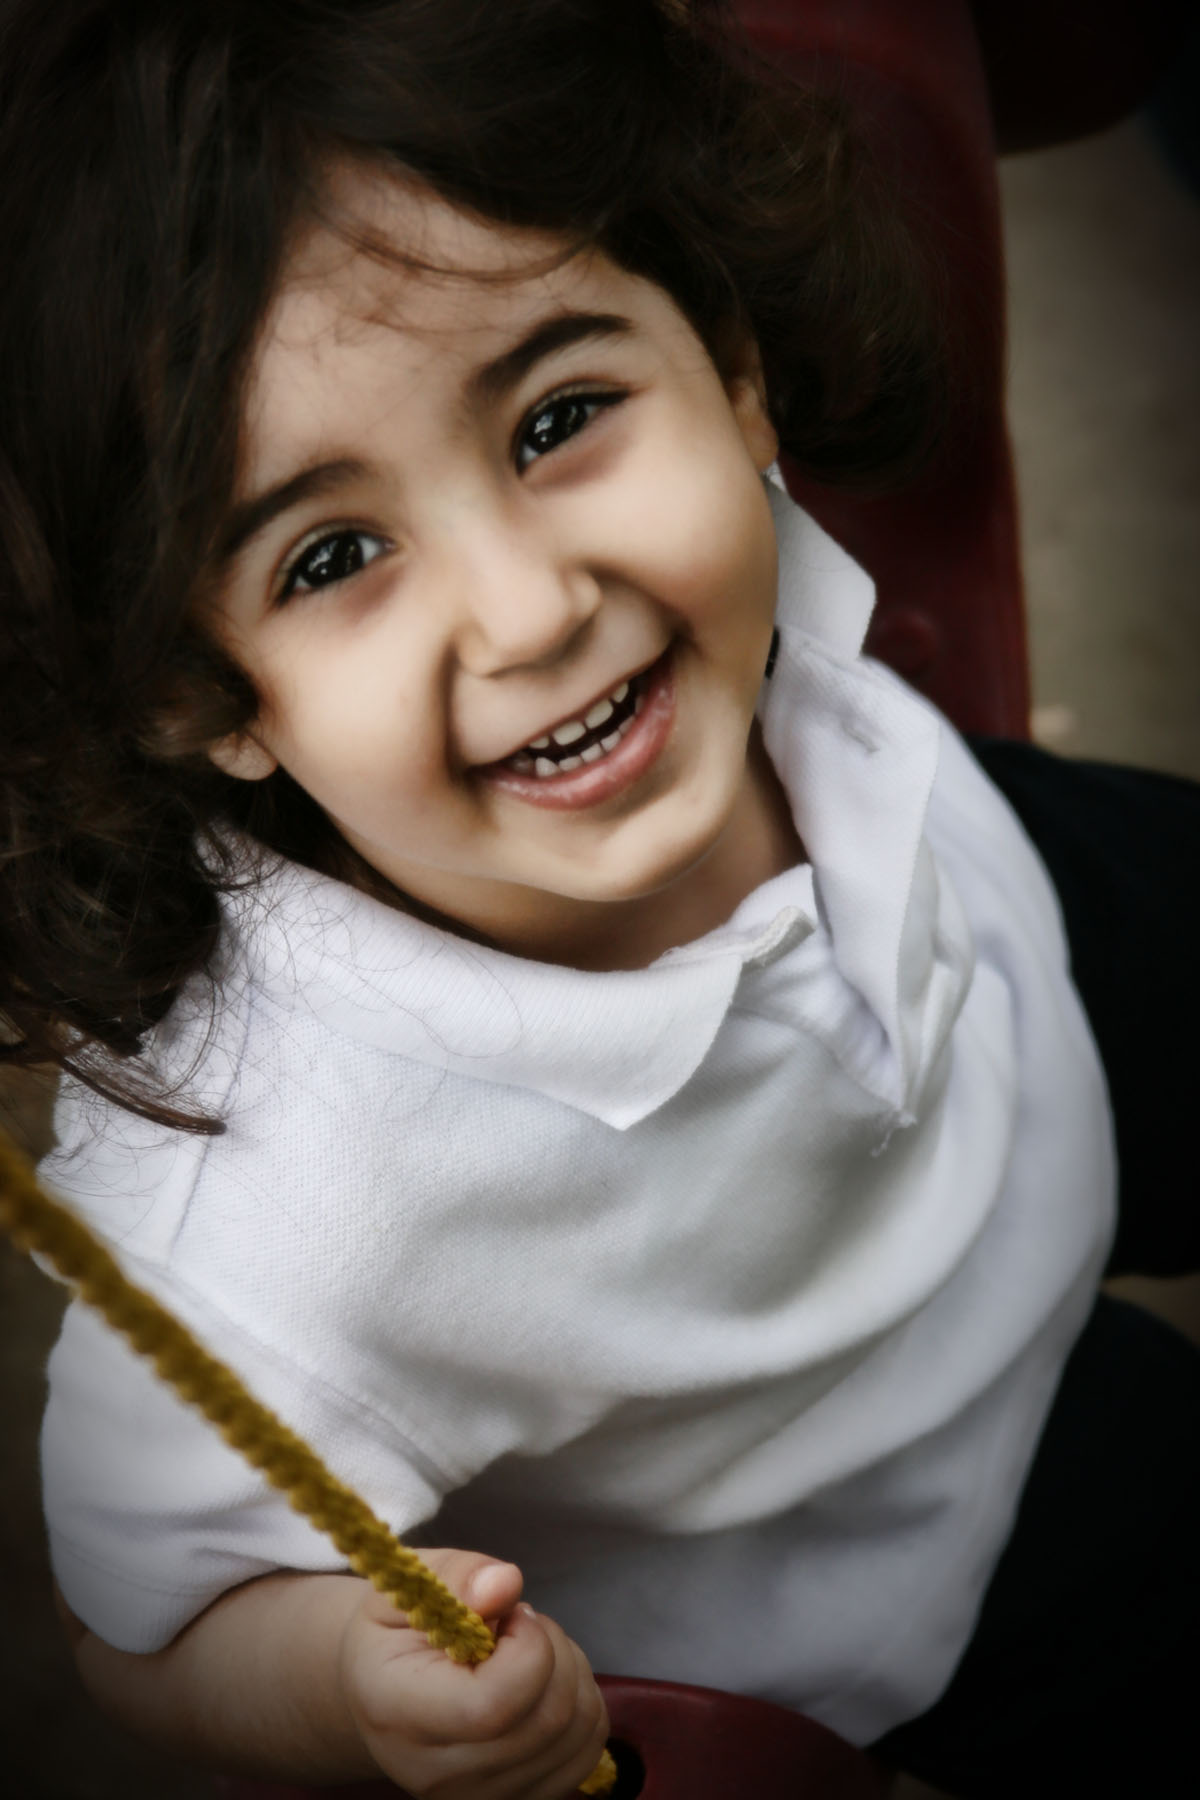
[[289, 163, 578, 308], [249, 167, 640, 409]]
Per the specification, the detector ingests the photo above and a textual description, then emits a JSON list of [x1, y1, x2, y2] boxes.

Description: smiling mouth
[[500, 669, 650, 777]]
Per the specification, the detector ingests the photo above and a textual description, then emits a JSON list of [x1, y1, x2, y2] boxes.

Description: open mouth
[[500, 668, 650, 777], [477, 648, 676, 811]]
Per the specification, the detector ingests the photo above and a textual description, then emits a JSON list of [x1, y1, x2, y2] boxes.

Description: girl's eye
[[515, 391, 622, 472], [278, 529, 389, 603]]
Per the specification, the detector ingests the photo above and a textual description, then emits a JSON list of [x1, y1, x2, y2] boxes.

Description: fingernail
[[517, 1602, 537, 1618], [469, 1561, 516, 1606]]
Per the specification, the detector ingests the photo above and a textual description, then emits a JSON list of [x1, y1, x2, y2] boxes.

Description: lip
[[478, 648, 676, 811]]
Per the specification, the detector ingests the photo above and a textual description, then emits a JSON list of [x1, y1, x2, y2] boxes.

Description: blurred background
[[2, 43, 1199, 1800]]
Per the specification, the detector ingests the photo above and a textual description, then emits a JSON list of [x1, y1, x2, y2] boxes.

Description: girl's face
[[210, 168, 781, 962]]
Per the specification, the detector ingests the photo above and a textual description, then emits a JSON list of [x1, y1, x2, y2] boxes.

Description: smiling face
[[209, 167, 787, 966]]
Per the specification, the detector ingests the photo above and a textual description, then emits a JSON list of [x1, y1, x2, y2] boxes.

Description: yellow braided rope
[[0, 1128, 616, 1796]]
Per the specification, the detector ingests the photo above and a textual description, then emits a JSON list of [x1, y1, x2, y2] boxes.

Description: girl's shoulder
[[37, 840, 473, 1266], [37, 844, 271, 1261], [40, 967, 247, 1270]]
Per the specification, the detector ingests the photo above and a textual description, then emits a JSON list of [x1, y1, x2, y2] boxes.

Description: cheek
[[655, 475, 777, 638], [617, 411, 776, 604], [252, 637, 440, 793]]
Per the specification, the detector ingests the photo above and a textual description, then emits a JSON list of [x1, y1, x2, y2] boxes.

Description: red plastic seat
[[741, 0, 1029, 736], [746, 0, 1189, 739], [214, 1674, 893, 1800]]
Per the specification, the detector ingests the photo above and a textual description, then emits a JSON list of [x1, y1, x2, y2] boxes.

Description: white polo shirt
[[39, 485, 1114, 1743]]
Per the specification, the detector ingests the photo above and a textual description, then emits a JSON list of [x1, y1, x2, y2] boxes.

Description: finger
[[423, 1637, 610, 1800], [476, 1657, 611, 1800], [355, 1595, 558, 1748], [444, 1602, 562, 1741], [424, 1547, 525, 1623], [526, 1631, 610, 1799], [450, 1614, 609, 1790], [361, 1547, 524, 1632]]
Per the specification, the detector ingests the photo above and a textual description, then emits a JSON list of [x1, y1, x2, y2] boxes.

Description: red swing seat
[[757, 0, 1030, 739], [209, 1, 1190, 1795], [215, 1676, 891, 1800]]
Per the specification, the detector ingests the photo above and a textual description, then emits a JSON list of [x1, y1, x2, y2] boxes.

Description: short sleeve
[[41, 1298, 438, 1652]]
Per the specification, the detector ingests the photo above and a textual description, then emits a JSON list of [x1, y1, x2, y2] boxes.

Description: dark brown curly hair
[[0, 0, 944, 1129]]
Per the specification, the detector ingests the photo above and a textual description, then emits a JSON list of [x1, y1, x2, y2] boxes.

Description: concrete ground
[[1, 115, 1198, 1800]]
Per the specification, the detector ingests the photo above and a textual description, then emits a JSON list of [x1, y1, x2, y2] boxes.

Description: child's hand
[[339, 1549, 610, 1799]]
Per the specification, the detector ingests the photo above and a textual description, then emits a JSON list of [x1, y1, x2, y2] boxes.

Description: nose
[[450, 515, 602, 679]]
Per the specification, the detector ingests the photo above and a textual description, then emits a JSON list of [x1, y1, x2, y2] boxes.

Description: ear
[[723, 336, 778, 472], [207, 730, 279, 782]]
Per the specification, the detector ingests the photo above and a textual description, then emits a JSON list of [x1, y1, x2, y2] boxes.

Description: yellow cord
[[0, 1128, 617, 1793]]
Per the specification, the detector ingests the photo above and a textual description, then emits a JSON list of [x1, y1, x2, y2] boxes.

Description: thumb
[[412, 1546, 525, 1625]]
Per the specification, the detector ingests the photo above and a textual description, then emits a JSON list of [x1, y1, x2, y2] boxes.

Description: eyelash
[[273, 388, 625, 602], [277, 527, 391, 604], [514, 387, 626, 471]]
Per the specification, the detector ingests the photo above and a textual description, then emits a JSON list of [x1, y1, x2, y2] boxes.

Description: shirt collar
[[763, 474, 876, 660], [760, 480, 953, 1112], [228, 858, 758, 1129]]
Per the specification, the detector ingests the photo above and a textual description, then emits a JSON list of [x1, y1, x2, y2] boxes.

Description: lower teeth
[[511, 686, 642, 777]]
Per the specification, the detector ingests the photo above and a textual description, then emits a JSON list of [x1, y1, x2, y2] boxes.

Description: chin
[[568, 827, 731, 908]]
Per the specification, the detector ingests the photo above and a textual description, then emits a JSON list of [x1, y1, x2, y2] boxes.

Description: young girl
[[2, 2, 1197, 1796]]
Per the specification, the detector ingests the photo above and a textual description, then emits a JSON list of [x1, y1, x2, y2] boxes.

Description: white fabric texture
[[39, 485, 1115, 1742]]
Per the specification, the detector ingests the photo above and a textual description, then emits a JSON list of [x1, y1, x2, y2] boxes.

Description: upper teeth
[[505, 678, 639, 775], [536, 681, 630, 751]]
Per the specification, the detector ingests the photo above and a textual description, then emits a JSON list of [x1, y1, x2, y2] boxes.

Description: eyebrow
[[468, 309, 635, 406], [219, 310, 634, 564], [219, 458, 369, 563]]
